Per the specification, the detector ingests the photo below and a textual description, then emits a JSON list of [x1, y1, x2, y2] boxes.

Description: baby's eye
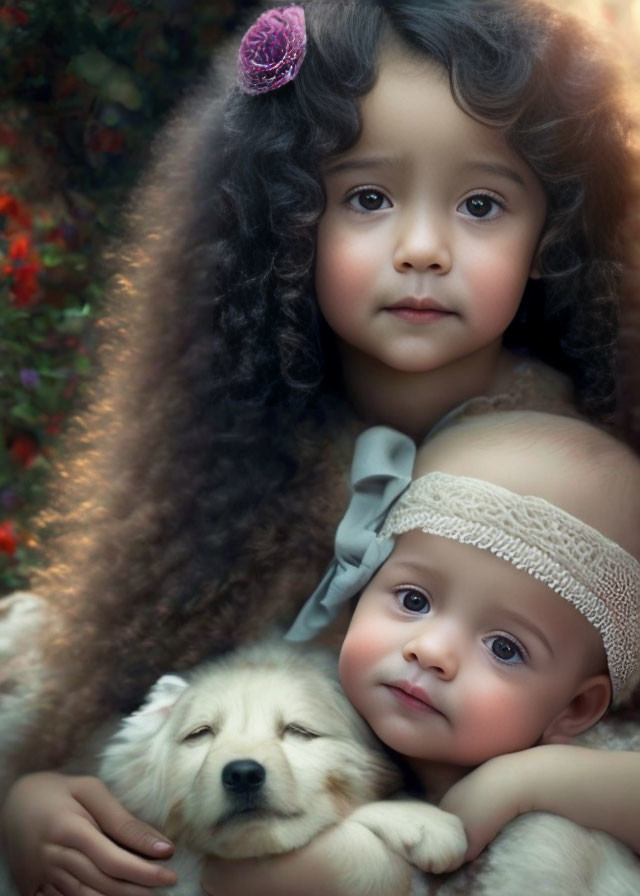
[[485, 635, 525, 664], [458, 194, 502, 219], [347, 188, 391, 213], [395, 587, 430, 614]]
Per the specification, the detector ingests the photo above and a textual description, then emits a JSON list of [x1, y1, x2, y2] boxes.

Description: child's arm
[[1, 771, 177, 896], [201, 822, 414, 896], [439, 745, 640, 861], [201, 799, 466, 896]]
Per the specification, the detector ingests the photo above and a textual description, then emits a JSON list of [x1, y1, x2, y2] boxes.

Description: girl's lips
[[385, 297, 453, 324], [386, 682, 442, 714], [386, 307, 451, 323]]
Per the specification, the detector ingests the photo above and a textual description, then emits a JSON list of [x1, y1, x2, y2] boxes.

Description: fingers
[[41, 853, 156, 896], [46, 818, 177, 889], [69, 778, 173, 859]]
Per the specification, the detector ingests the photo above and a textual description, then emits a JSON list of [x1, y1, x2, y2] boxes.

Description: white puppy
[[99, 641, 467, 895]]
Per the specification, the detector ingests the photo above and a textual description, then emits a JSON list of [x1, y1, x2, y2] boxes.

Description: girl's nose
[[393, 208, 452, 274], [402, 623, 459, 679]]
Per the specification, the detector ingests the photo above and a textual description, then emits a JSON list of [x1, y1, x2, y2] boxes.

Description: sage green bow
[[286, 426, 416, 641]]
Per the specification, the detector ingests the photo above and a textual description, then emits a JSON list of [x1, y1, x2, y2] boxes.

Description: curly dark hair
[[11, 0, 637, 772]]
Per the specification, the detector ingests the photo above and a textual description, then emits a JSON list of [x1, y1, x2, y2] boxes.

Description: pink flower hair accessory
[[237, 5, 307, 96]]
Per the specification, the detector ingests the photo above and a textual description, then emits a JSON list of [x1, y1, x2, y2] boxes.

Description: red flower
[[9, 265, 41, 306], [0, 193, 31, 228], [3, 233, 42, 306], [8, 233, 30, 260], [9, 433, 39, 468], [0, 5, 29, 26], [0, 522, 17, 557]]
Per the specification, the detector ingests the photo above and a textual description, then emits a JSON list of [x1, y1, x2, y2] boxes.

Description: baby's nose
[[402, 622, 459, 679]]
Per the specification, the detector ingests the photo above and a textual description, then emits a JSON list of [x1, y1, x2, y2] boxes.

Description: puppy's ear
[[99, 675, 190, 825], [121, 674, 190, 740]]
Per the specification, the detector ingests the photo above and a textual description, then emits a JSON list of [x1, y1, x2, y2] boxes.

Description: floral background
[[1, 0, 639, 593]]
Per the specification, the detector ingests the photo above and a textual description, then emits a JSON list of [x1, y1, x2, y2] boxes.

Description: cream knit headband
[[381, 471, 640, 702]]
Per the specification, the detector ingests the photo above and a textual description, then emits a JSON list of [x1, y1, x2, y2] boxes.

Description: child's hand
[[439, 752, 527, 861], [1, 771, 177, 896]]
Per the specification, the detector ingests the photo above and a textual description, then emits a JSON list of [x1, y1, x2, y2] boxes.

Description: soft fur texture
[[98, 641, 467, 896]]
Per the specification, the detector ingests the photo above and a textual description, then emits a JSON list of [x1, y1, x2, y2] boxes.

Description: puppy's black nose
[[221, 759, 266, 793]]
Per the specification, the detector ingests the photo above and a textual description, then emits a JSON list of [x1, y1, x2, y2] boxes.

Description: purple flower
[[237, 6, 307, 96], [1, 489, 19, 511], [19, 368, 40, 389]]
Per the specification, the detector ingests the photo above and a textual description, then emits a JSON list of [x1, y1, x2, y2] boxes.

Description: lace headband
[[382, 472, 640, 702], [287, 426, 640, 703]]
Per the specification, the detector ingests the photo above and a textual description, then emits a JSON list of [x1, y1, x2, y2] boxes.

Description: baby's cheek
[[459, 690, 540, 760], [338, 625, 382, 693]]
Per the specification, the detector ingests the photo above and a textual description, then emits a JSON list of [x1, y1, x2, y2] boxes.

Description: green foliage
[[0, 0, 255, 592]]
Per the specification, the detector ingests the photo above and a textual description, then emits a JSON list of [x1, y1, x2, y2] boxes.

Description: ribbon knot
[[286, 426, 415, 641]]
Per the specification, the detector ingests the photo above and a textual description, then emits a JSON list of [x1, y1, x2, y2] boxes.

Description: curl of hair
[[14, 0, 638, 772]]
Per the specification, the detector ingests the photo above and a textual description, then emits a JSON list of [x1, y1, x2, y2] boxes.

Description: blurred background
[[1, 0, 639, 593]]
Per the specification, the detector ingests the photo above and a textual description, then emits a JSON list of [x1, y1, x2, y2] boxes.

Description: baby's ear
[[540, 674, 611, 744]]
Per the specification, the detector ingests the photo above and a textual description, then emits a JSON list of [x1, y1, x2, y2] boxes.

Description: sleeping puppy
[[99, 640, 467, 895]]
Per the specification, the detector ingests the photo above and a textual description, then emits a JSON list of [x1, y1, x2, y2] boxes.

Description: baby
[[336, 410, 639, 789], [202, 409, 640, 895], [248, 409, 640, 895]]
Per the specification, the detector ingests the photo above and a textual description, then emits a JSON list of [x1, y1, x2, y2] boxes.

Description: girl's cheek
[[467, 258, 531, 325], [316, 239, 373, 300]]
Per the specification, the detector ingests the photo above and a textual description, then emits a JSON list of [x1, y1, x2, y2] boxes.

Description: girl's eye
[[347, 189, 391, 212], [486, 635, 525, 665], [395, 587, 430, 614], [459, 195, 502, 219]]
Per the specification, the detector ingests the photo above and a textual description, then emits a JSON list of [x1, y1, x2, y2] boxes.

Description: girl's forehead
[[339, 51, 534, 184]]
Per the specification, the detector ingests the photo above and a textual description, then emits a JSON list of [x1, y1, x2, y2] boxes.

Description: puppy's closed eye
[[282, 723, 321, 740], [182, 725, 215, 743]]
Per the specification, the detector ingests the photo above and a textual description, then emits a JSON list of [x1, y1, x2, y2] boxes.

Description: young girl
[[1, 1, 638, 894], [202, 410, 640, 895]]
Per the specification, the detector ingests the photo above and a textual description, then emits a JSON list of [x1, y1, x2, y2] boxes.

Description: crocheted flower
[[237, 6, 306, 96]]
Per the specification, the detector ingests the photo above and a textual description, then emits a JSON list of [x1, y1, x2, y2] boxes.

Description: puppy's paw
[[403, 808, 467, 873], [350, 800, 467, 874]]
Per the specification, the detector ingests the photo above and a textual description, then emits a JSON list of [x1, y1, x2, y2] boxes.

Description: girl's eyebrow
[[324, 155, 404, 177], [464, 161, 527, 189], [325, 156, 528, 190]]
